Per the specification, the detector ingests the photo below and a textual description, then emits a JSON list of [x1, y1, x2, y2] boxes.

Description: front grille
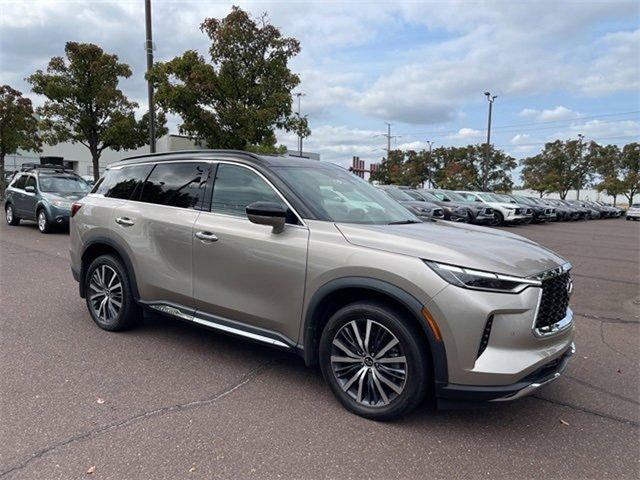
[[484, 207, 494, 215], [526, 208, 533, 215], [432, 208, 444, 218], [515, 208, 523, 214], [535, 271, 571, 330]]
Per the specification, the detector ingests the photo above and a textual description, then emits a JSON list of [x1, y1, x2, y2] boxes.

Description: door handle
[[115, 217, 135, 226], [195, 231, 218, 242]]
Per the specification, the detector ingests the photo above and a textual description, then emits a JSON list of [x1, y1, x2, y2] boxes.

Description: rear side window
[[140, 162, 208, 209], [12, 174, 27, 189], [211, 163, 286, 218], [95, 165, 153, 199]]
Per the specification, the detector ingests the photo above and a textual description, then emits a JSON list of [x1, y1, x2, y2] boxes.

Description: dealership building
[[5, 134, 319, 178]]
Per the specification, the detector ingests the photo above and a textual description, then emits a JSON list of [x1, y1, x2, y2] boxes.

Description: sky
[[1, 0, 639, 173]]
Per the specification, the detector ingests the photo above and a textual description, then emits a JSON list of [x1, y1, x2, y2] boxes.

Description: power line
[[496, 134, 639, 149], [395, 110, 640, 137]]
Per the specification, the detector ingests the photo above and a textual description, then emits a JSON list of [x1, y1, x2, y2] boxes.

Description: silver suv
[[70, 151, 575, 419]]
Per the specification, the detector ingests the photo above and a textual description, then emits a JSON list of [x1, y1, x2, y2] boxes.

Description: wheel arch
[[80, 237, 140, 301], [302, 277, 448, 384]]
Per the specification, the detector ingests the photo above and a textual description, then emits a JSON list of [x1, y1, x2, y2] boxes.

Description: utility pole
[[380, 122, 400, 159], [426, 140, 434, 188], [483, 92, 497, 191], [144, 0, 156, 153], [576, 133, 584, 200], [295, 92, 305, 156]]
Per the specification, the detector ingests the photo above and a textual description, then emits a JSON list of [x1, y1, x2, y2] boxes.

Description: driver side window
[[25, 176, 36, 190], [211, 164, 290, 221]]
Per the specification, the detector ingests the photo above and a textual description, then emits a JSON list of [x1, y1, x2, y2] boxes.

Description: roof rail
[[120, 149, 263, 162]]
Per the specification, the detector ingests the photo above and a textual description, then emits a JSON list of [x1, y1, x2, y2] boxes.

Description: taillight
[[71, 202, 82, 218]]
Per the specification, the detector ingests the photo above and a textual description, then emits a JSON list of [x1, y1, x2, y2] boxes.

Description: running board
[[146, 303, 292, 349]]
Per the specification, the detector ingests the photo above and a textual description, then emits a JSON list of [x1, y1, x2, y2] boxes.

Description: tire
[[5, 204, 20, 226], [319, 301, 430, 420], [37, 209, 52, 234], [492, 211, 504, 226], [84, 254, 141, 331], [627, 216, 631, 221]]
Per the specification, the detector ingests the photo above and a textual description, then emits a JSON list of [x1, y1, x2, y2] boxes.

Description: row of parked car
[[376, 185, 629, 226]]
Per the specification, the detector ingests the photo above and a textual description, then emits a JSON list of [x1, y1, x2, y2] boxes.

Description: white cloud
[[510, 134, 532, 145], [518, 106, 578, 122], [447, 128, 483, 140]]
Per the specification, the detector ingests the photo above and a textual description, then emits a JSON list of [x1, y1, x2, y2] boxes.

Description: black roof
[[112, 149, 325, 169]]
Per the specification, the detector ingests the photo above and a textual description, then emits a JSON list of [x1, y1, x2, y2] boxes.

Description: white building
[[6, 134, 320, 178], [513, 188, 629, 205]]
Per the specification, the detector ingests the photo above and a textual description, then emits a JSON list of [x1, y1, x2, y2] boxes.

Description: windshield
[[274, 166, 420, 224], [402, 190, 425, 201], [39, 175, 91, 193], [380, 187, 414, 202], [440, 191, 468, 202], [415, 190, 439, 202], [478, 193, 501, 202], [512, 195, 533, 205]]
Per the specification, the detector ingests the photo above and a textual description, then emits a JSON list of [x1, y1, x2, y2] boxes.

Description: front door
[[192, 162, 309, 344]]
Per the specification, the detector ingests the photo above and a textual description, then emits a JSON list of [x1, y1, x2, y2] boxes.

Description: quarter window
[[140, 162, 208, 209], [211, 164, 287, 218]]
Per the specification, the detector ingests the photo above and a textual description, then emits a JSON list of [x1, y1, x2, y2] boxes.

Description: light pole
[[144, 0, 156, 153], [425, 140, 434, 188], [295, 92, 305, 156], [483, 91, 497, 191]]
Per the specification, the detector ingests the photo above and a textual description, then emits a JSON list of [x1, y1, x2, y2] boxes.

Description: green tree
[[148, 7, 303, 153], [0, 85, 41, 194], [620, 142, 640, 205], [520, 140, 592, 199], [593, 144, 624, 206], [521, 154, 554, 197], [369, 150, 411, 185], [434, 145, 515, 192], [27, 42, 166, 181]]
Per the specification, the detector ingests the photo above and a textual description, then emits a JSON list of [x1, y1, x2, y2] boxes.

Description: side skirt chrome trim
[[146, 303, 293, 349]]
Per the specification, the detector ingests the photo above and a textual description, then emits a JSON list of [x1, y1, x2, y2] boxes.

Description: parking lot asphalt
[[0, 217, 638, 479]]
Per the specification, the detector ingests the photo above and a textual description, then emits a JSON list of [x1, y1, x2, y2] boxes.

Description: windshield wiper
[[388, 219, 422, 225]]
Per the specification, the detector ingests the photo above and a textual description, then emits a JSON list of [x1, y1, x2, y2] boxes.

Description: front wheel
[[5, 204, 20, 226], [319, 301, 430, 420], [491, 211, 504, 226], [37, 209, 51, 233]]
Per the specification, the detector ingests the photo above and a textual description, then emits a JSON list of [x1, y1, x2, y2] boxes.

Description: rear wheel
[[5, 204, 20, 226], [319, 301, 429, 420], [85, 254, 140, 331]]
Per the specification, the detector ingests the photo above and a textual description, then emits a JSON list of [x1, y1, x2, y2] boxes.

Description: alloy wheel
[[330, 319, 407, 407], [88, 265, 123, 323], [6, 206, 13, 224], [38, 211, 47, 231]]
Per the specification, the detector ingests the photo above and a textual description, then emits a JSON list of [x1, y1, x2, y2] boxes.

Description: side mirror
[[246, 201, 287, 234], [25, 186, 36, 193]]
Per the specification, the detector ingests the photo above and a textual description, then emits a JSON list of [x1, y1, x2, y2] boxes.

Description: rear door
[[192, 162, 309, 343], [9, 174, 28, 216], [114, 161, 210, 309]]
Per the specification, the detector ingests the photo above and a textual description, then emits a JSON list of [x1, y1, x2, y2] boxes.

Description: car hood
[[335, 221, 566, 277], [43, 192, 87, 202]]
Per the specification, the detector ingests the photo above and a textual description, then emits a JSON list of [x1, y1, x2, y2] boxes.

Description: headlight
[[424, 261, 541, 293], [504, 206, 516, 210], [411, 206, 430, 214], [51, 199, 72, 209]]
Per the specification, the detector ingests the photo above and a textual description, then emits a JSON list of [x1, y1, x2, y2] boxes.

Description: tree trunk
[[613, 195, 617, 207], [90, 147, 101, 182]]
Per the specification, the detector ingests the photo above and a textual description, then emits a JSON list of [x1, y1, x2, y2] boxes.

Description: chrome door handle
[[115, 217, 135, 226], [195, 231, 218, 242]]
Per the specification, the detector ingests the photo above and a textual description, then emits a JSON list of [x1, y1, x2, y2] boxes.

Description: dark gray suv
[[5, 166, 91, 233]]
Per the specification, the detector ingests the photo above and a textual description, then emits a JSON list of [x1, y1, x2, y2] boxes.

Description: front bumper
[[47, 205, 71, 224], [437, 342, 575, 405]]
